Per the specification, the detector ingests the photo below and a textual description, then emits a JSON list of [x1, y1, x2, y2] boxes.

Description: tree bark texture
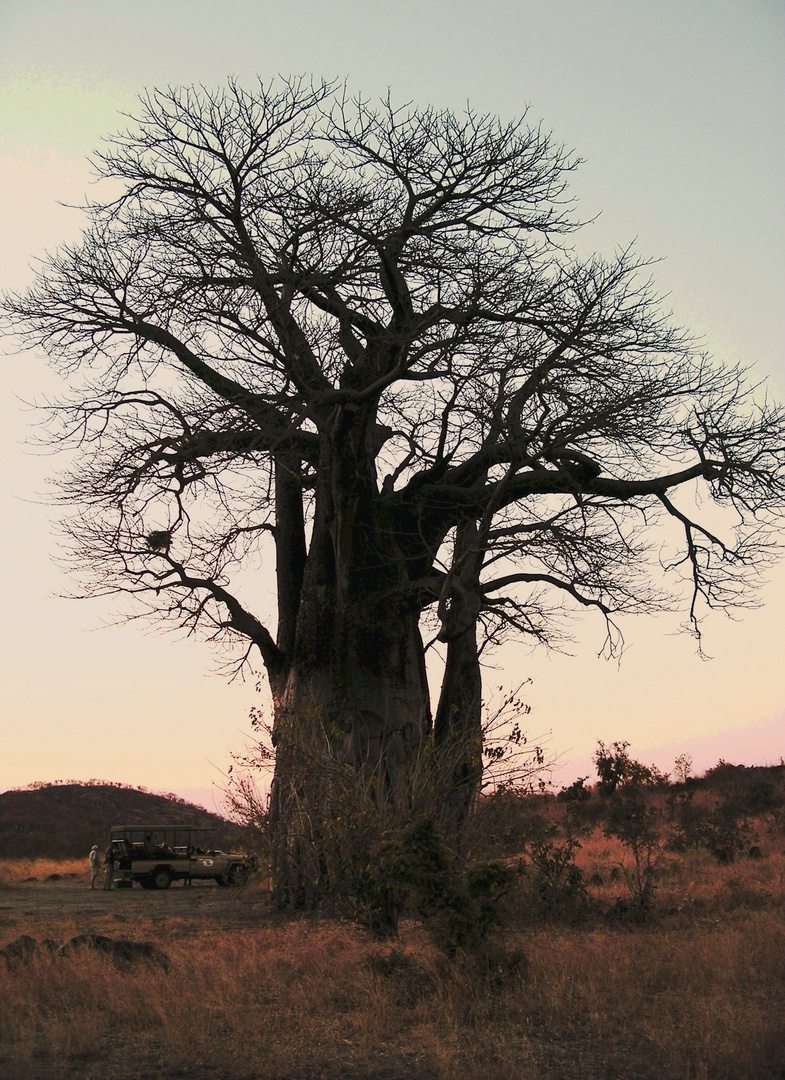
[[268, 400, 434, 905]]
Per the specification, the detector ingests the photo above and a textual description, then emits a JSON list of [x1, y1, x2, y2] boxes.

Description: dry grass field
[[0, 858, 86, 887], [2, 832, 784, 1080]]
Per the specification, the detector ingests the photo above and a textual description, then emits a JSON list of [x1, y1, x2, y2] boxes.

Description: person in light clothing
[[88, 844, 100, 889]]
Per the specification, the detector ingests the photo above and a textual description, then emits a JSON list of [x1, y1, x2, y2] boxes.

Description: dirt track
[[0, 876, 268, 934]]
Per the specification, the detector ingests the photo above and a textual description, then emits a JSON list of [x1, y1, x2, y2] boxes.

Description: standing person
[[103, 842, 115, 890], [88, 844, 100, 889]]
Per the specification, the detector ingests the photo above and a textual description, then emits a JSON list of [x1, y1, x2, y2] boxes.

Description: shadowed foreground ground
[[1, 856, 784, 1080]]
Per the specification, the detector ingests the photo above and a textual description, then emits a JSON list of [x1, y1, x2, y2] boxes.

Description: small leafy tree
[[593, 741, 666, 915], [604, 787, 663, 918], [521, 806, 590, 919], [594, 741, 664, 795], [673, 752, 694, 784], [557, 775, 591, 802]]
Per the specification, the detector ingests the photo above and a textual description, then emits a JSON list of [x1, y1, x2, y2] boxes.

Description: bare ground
[[0, 875, 269, 931]]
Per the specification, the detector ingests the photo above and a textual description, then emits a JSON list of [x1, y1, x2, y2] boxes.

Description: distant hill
[[0, 782, 247, 859]]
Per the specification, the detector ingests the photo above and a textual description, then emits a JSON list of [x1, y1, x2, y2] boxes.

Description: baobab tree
[[5, 78, 785, 903]]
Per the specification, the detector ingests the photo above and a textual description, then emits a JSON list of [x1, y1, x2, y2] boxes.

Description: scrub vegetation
[[2, 759, 784, 1079]]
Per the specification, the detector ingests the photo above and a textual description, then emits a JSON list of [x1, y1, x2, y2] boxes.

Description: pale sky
[[1, 0, 783, 807]]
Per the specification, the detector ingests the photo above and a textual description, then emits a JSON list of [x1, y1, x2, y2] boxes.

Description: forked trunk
[[433, 517, 485, 834], [434, 622, 483, 834]]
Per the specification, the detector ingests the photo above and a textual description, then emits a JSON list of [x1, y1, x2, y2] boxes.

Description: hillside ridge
[[0, 781, 242, 859]]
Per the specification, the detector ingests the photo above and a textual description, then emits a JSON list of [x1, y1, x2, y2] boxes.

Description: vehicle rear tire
[[226, 864, 250, 886], [140, 878, 155, 890], [151, 867, 172, 890]]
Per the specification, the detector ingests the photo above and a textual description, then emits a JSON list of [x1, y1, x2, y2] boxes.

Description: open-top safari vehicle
[[109, 825, 256, 889]]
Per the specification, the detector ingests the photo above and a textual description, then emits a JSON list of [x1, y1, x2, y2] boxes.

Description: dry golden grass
[[574, 823, 785, 918], [0, 857, 85, 886], [2, 808, 785, 1080], [2, 868, 785, 1079]]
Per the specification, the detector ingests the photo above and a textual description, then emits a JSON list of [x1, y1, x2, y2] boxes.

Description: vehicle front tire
[[151, 867, 172, 890]]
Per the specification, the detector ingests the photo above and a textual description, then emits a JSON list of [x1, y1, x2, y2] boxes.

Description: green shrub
[[521, 808, 589, 919], [604, 787, 663, 918]]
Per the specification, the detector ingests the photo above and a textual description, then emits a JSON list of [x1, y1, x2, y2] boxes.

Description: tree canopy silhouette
[[5, 78, 785, 901]]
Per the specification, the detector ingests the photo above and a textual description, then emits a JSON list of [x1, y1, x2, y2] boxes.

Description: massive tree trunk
[[268, 399, 433, 908]]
